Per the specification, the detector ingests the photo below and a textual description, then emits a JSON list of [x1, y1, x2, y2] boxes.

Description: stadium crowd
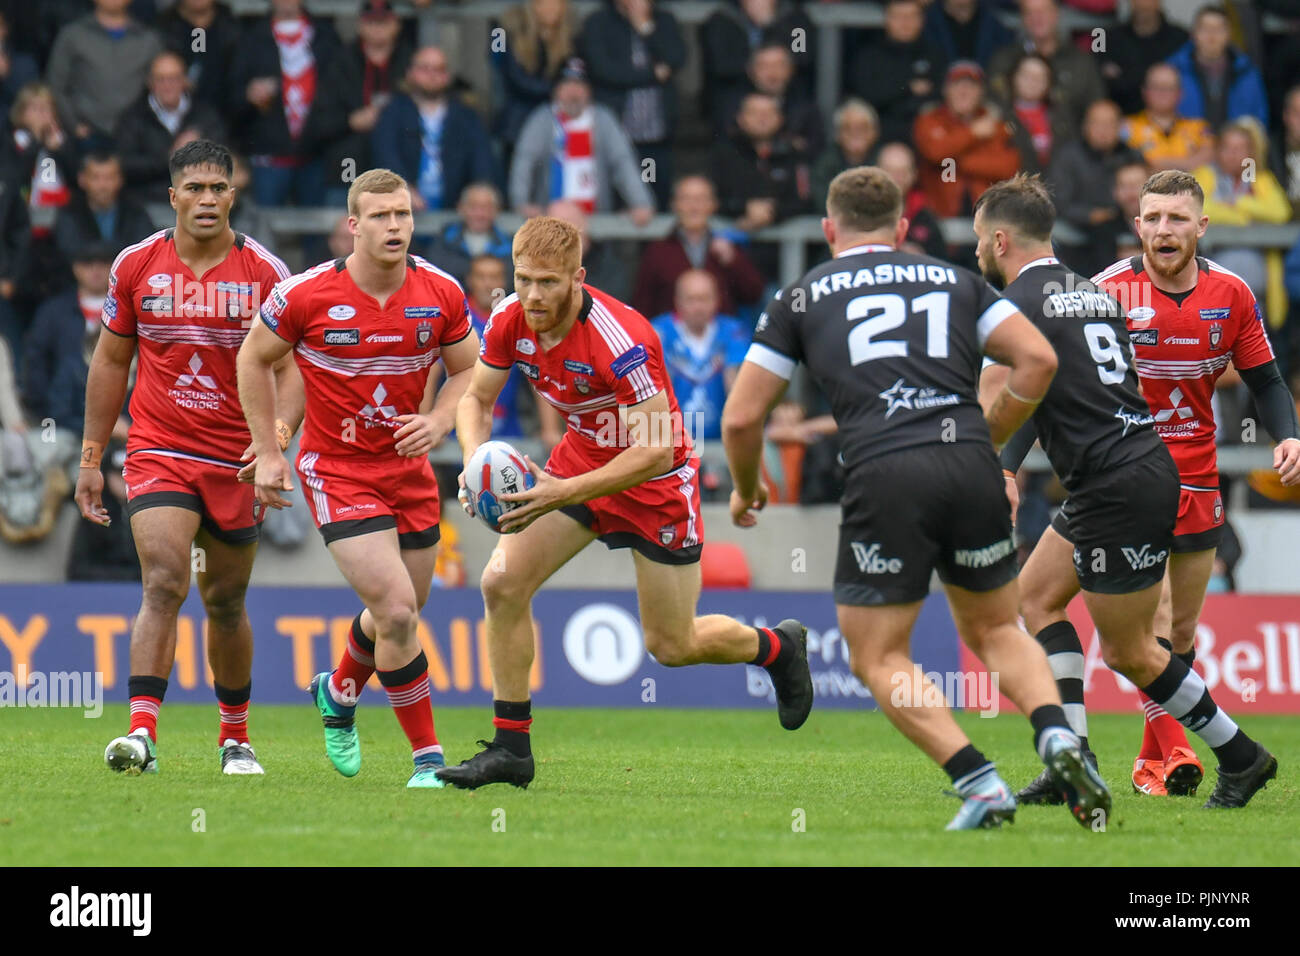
[[0, 0, 1298, 585]]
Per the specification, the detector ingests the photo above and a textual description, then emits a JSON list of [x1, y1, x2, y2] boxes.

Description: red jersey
[[260, 254, 471, 460], [479, 285, 691, 470], [103, 229, 290, 464], [1093, 255, 1275, 486]]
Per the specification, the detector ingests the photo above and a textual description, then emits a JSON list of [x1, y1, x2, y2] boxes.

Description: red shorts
[[1173, 483, 1224, 553], [296, 451, 441, 549], [122, 449, 261, 544], [546, 440, 702, 565]]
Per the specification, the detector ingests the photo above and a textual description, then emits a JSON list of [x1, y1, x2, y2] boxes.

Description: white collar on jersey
[[835, 243, 894, 258], [1012, 256, 1060, 281]]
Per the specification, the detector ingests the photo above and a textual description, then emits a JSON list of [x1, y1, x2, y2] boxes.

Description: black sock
[[128, 675, 168, 701], [943, 744, 992, 791], [1029, 704, 1071, 754], [1036, 621, 1088, 749], [750, 626, 795, 668], [1141, 655, 1256, 772], [492, 699, 532, 757]]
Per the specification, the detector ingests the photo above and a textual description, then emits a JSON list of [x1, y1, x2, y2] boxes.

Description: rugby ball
[[464, 440, 535, 531]]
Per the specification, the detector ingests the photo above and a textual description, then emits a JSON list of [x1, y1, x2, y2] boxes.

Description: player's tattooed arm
[[272, 352, 305, 439], [75, 328, 137, 525], [981, 310, 1057, 450], [236, 320, 296, 509]]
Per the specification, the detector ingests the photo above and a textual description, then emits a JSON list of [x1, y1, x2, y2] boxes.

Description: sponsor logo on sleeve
[[563, 359, 594, 374], [1129, 328, 1158, 346], [1254, 302, 1265, 327], [1199, 307, 1231, 322], [328, 304, 357, 320], [404, 306, 441, 319], [516, 338, 536, 355], [258, 304, 279, 331], [324, 328, 360, 346], [103, 296, 118, 320], [610, 344, 648, 379]]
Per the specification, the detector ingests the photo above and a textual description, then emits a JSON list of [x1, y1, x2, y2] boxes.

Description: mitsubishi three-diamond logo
[[359, 382, 397, 424], [174, 353, 217, 389], [1154, 386, 1194, 422]]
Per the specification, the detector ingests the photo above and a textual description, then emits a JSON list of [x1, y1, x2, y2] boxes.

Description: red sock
[[129, 696, 161, 742], [1139, 691, 1190, 759], [378, 651, 439, 757], [218, 702, 250, 745], [330, 613, 376, 706]]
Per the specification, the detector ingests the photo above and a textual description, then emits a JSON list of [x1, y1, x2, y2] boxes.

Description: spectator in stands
[[701, 0, 814, 131], [313, 0, 413, 206], [922, 0, 1013, 71], [1194, 119, 1291, 314], [228, 153, 276, 252], [722, 42, 824, 161], [1123, 62, 1215, 174], [0, 172, 27, 351], [913, 61, 1020, 218], [1283, 234, 1300, 377], [712, 92, 811, 231], [580, 0, 686, 211], [0, 11, 40, 125], [155, 0, 242, 116], [0, 331, 31, 482], [878, 140, 950, 260], [491, 0, 579, 161], [0, 83, 76, 209], [1000, 52, 1070, 173], [229, 0, 342, 207], [1167, 4, 1268, 130], [115, 51, 226, 204], [45, 0, 162, 145], [1098, 0, 1188, 116], [53, 153, 154, 265], [987, 0, 1104, 127], [21, 240, 112, 425], [65, 440, 141, 582], [651, 269, 749, 442], [810, 99, 880, 214], [372, 44, 501, 211], [327, 212, 353, 259], [1108, 157, 1149, 261], [1048, 98, 1143, 277], [424, 181, 514, 283], [546, 197, 633, 301], [510, 58, 654, 222], [847, 0, 943, 145], [632, 174, 764, 321], [1272, 85, 1300, 219]]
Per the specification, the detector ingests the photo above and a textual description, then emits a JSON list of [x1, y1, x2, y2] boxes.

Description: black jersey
[[1000, 258, 1164, 489], [747, 243, 1019, 469]]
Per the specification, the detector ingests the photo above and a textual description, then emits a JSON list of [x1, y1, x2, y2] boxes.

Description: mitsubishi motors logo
[[174, 353, 217, 389], [1154, 386, 1194, 423], [359, 382, 397, 425]]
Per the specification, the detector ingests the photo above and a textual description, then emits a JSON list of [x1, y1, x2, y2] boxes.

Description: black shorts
[[1049, 448, 1178, 594], [834, 442, 1018, 606]]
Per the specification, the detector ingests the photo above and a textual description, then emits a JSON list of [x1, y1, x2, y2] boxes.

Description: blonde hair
[[9, 81, 55, 131], [500, 0, 576, 79], [347, 168, 410, 217], [512, 215, 582, 273]]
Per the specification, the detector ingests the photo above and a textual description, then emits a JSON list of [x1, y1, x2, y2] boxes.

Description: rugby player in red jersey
[[237, 169, 480, 788], [1012, 170, 1293, 808], [436, 216, 812, 790], [77, 141, 300, 776]]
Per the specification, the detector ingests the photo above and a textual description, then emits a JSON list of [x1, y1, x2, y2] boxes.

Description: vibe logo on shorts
[[850, 542, 903, 574], [1121, 544, 1168, 571]]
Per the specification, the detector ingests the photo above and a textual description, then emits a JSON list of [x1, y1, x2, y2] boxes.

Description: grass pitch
[[2, 705, 1296, 866]]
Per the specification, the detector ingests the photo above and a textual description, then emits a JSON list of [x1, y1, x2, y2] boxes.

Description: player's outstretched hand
[[730, 482, 769, 527], [1275, 438, 1300, 486], [75, 468, 111, 526], [497, 455, 568, 534], [253, 451, 295, 510], [394, 412, 445, 458]]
